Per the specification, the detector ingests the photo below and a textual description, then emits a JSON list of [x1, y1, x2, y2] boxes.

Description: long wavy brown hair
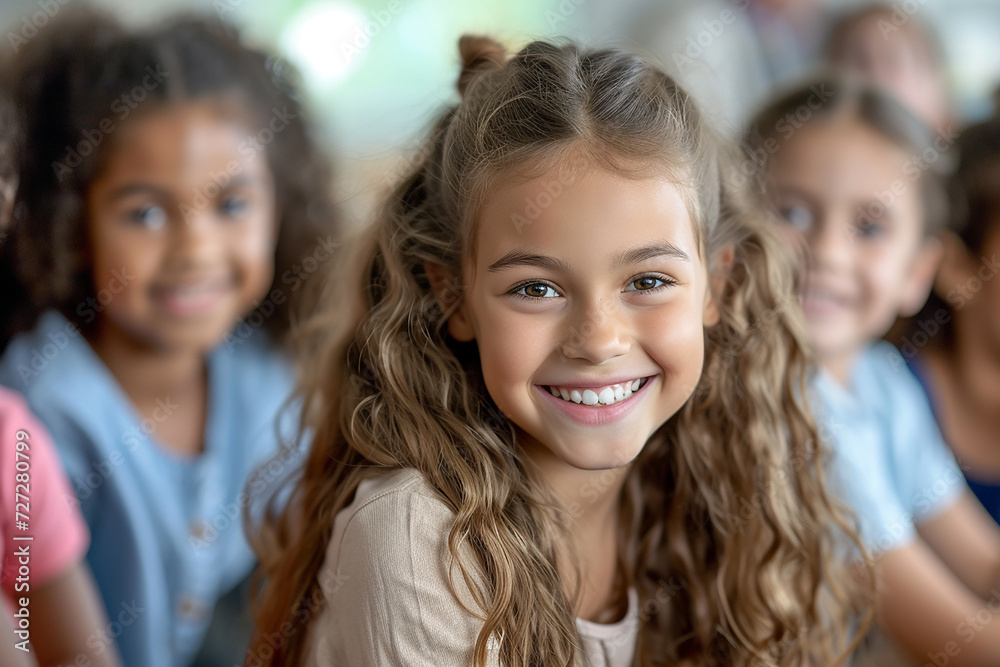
[[249, 36, 872, 666]]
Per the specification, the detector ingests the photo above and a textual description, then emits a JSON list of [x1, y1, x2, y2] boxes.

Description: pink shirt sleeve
[[0, 386, 89, 597]]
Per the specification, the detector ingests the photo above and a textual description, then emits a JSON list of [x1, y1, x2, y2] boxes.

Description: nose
[[168, 208, 221, 270], [559, 298, 630, 365], [805, 212, 852, 273]]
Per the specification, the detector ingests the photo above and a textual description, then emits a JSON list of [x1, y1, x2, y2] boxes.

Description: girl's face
[[86, 101, 277, 354], [445, 155, 718, 472], [766, 115, 939, 379]]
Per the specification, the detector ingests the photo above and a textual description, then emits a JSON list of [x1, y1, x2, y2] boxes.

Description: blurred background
[[3, 0, 997, 228], [2, 2, 998, 665]]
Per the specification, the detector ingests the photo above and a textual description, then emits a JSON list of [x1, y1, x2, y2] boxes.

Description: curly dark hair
[[0, 83, 22, 232], [0, 7, 338, 351]]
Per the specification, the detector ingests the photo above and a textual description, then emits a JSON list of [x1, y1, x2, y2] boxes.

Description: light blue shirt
[[813, 341, 965, 555], [0, 310, 299, 667]]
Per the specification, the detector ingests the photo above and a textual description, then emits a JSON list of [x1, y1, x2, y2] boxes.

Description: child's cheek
[[644, 305, 706, 398]]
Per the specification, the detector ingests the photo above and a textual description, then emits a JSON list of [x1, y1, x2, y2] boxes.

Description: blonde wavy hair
[[248, 36, 872, 666]]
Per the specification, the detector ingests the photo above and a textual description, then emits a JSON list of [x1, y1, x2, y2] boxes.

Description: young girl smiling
[[0, 10, 336, 666], [749, 76, 1000, 665], [251, 37, 868, 666]]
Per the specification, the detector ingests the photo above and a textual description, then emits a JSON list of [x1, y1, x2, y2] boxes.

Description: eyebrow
[[614, 241, 690, 266], [106, 183, 172, 202], [486, 241, 690, 273], [773, 184, 818, 206], [106, 174, 257, 202]]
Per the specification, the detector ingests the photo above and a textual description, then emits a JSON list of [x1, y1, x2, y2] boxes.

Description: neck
[[86, 320, 206, 404], [522, 440, 631, 621], [818, 348, 861, 389], [524, 443, 630, 531]]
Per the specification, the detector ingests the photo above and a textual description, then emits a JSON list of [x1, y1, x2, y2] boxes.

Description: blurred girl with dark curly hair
[[0, 8, 337, 667]]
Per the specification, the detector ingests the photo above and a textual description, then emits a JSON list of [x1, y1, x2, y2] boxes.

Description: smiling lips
[[801, 286, 853, 318], [544, 377, 649, 407], [152, 278, 231, 317]]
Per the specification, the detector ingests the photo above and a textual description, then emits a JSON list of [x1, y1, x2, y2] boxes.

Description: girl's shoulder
[[330, 468, 458, 555], [323, 466, 478, 596], [0, 309, 92, 400], [0, 386, 90, 589], [307, 468, 492, 665], [0, 310, 114, 452]]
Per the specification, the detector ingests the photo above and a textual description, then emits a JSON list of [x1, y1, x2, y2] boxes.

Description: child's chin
[[564, 446, 641, 472], [806, 321, 853, 348]]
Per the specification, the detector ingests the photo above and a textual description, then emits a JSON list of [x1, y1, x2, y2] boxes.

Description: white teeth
[[166, 282, 222, 296], [806, 290, 846, 304], [546, 377, 647, 407]]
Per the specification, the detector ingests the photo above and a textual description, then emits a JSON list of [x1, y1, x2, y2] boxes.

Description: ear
[[424, 261, 476, 342], [932, 231, 974, 301], [899, 237, 945, 317], [703, 245, 734, 327]]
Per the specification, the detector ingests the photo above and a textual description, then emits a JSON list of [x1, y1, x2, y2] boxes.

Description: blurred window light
[[279, 1, 372, 90]]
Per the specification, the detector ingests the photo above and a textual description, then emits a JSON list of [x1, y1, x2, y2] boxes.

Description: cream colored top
[[303, 468, 639, 666]]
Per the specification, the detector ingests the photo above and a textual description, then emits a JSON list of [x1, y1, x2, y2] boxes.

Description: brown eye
[[510, 282, 560, 300], [524, 284, 550, 298], [631, 276, 659, 291]]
